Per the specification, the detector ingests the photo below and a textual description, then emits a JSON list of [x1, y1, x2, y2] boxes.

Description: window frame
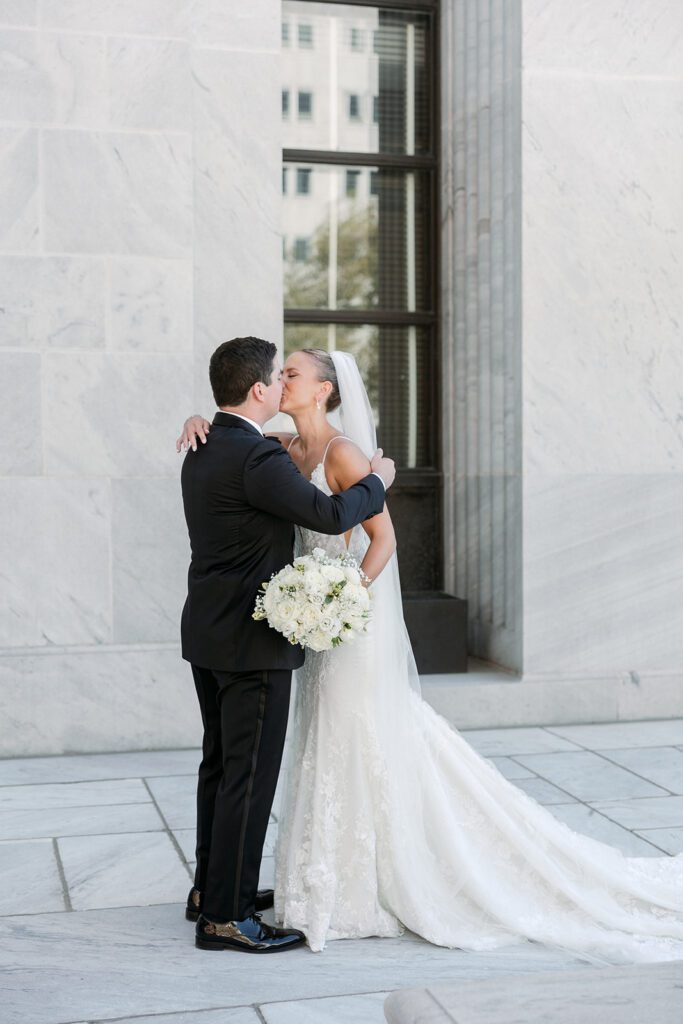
[[283, 0, 440, 479]]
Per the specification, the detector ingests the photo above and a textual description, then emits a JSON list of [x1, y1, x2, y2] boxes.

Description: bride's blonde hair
[[301, 348, 342, 412]]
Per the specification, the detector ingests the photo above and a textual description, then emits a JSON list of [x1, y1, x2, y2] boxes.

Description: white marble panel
[[591, 795, 683, 830], [513, 751, 668, 802], [0, 748, 200, 786], [112, 478, 188, 643], [109, 257, 192, 351], [523, 0, 683, 76], [0, 30, 105, 125], [192, 47, 282, 397], [0, 647, 200, 757], [43, 351, 192, 477], [0, 479, 111, 647], [0, 255, 105, 348], [0, 801, 162, 841], [0, 351, 41, 474], [523, 474, 683, 674], [0, 1, 36, 26], [548, 719, 683, 750], [262, 992, 390, 1024], [0, 127, 38, 250], [0, 778, 149, 811], [598, 747, 683, 795], [43, 130, 191, 256], [0, 903, 586, 1024], [0, 838, 64, 913], [634, 827, 683, 855], [191, 0, 280, 51], [41, 0, 191, 36], [522, 77, 683, 474], [58, 830, 189, 910], [459, 727, 581, 757], [547, 803, 665, 858], [107, 38, 190, 131]]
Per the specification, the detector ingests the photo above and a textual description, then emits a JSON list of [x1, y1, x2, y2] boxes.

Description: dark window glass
[[296, 167, 311, 195], [350, 27, 364, 51], [282, 167, 287, 194], [293, 238, 310, 262], [282, 89, 289, 118], [345, 169, 361, 197], [281, 21, 290, 45], [298, 23, 313, 47], [348, 94, 361, 121], [369, 170, 379, 196], [373, 95, 379, 123], [298, 91, 312, 118]]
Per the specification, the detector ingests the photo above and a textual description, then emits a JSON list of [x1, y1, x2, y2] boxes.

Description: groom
[[181, 336, 395, 952]]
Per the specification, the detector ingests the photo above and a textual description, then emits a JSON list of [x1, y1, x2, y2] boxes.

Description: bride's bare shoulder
[[326, 436, 372, 483]]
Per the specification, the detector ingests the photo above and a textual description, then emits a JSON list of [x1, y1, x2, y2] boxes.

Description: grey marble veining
[[108, 257, 192, 352], [598, 746, 683, 795], [0, 777, 149, 811], [461, 728, 581, 757], [146, 774, 197, 829], [0, 838, 64, 914], [0, 748, 200, 787], [548, 720, 683, 750], [0, 254, 105, 349], [0, 126, 38, 250], [58, 830, 190, 911], [0, 801, 164, 842], [41, 0, 191, 38], [512, 751, 669, 802], [590, 795, 683, 831], [107, 38, 191, 132], [262, 991, 390, 1024], [633, 827, 683, 856], [0, 352, 41, 474], [547, 803, 666, 858], [43, 130, 192, 256], [486, 756, 536, 780], [512, 778, 577, 806]]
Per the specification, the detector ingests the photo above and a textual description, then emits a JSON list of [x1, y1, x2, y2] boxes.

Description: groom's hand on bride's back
[[371, 448, 396, 490]]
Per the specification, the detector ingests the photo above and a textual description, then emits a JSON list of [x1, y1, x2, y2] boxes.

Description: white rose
[[343, 566, 361, 585], [320, 564, 345, 583]]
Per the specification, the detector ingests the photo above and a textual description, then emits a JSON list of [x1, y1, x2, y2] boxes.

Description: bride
[[180, 347, 683, 964]]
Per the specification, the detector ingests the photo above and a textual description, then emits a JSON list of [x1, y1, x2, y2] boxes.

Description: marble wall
[[442, 0, 683, 720], [0, 0, 283, 755]]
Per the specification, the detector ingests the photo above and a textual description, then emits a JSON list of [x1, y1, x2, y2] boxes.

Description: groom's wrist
[[370, 472, 386, 490]]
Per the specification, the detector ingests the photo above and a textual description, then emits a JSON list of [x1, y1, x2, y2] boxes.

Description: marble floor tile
[[512, 751, 668, 802], [173, 827, 195, 862], [260, 856, 274, 888], [547, 803, 666, 857], [0, 903, 587, 1024], [263, 820, 278, 857], [487, 757, 537, 780], [262, 991, 390, 1024], [111, 1011, 261, 1024], [590, 795, 683, 830], [633, 827, 683, 855], [0, 801, 164, 841], [0, 749, 201, 787], [0, 778, 150, 811], [512, 778, 577, 805], [146, 774, 196, 829], [57, 831, 190, 911], [0, 839, 65, 914], [597, 746, 683, 794], [460, 728, 582, 757], [547, 720, 683, 750]]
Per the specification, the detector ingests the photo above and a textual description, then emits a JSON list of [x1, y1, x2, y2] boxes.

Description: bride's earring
[[315, 397, 321, 410]]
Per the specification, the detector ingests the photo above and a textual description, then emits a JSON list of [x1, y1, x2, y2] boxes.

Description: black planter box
[[401, 592, 468, 674]]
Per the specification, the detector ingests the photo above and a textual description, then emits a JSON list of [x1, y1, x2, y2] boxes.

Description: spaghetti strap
[[287, 435, 299, 451], [321, 434, 348, 466]]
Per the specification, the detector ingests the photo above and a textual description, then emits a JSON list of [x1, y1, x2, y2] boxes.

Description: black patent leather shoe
[[195, 912, 306, 953], [185, 886, 274, 921]]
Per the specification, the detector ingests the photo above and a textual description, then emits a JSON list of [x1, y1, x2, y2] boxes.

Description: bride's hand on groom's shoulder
[[176, 415, 211, 453]]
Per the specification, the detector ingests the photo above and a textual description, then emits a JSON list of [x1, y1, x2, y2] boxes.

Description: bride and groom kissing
[[179, 335, 683, 960]]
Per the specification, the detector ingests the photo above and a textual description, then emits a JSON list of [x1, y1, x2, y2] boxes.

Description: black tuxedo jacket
[[181, 412, 385, 671]]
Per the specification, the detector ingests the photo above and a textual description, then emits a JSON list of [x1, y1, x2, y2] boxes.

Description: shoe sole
[[195, 936, 305, 953]]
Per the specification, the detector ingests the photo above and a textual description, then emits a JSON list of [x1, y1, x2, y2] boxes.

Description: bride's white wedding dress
[[273, 356, 683, 964]]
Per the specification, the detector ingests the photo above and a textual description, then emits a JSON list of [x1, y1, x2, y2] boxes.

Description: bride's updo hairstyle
[[301, 348, 342, 412]]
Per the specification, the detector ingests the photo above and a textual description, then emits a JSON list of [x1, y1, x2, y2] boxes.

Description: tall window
[[282, 1, 437, 475]]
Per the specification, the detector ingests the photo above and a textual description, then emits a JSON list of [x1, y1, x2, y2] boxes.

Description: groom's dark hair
[[210, 336, 278, 407]]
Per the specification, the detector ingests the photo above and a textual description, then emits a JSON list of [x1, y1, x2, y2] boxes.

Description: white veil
[[328, 350, 422, 704]]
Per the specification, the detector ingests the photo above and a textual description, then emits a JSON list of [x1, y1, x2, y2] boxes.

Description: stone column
[[440, 0, 683, 723]]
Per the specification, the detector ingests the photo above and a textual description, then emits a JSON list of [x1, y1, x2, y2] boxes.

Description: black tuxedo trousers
[[181, 412, 385, 922]]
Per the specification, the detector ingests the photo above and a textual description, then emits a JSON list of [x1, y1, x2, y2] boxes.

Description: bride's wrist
[[359, 567, 373, 587]]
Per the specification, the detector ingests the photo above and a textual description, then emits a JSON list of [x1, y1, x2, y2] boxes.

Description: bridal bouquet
[[252, 547, 372, 652]]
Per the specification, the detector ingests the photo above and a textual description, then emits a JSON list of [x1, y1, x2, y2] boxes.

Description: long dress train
[[273, 454, 683, 963]]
